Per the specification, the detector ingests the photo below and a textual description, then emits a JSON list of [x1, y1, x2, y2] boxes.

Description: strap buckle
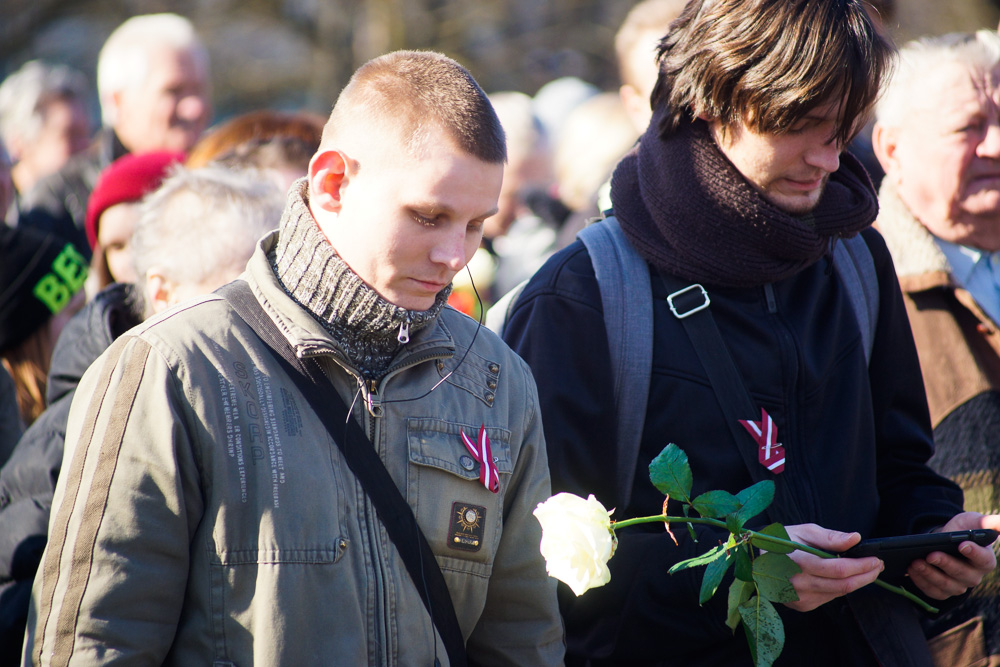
[[667, 284, 710, 319]]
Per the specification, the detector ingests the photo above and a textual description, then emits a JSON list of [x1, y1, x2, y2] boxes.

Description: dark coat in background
[[0, 283, 142, 664]]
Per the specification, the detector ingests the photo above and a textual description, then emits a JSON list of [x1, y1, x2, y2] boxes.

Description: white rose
[[533, 492, 617, 596]]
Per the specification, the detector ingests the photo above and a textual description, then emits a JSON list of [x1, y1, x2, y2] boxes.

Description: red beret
[[85, 151, 184, 250]]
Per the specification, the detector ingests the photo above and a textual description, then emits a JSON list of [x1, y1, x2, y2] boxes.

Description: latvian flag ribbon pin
[[738, 409, 785, 474], [461, 424, 500, 493]]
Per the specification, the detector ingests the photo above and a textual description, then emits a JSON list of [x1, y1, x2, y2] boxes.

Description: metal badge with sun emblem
[[449, 502, 487, 552]]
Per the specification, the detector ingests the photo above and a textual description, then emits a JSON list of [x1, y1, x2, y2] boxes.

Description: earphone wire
[[377, 263, 484, 407]]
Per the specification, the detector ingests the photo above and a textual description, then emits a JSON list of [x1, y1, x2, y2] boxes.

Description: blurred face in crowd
[[310, 125, 503, 311], [484, 148, 551, 240], [709, 99, 845, 216], [113, 44, 211, 154], [9, 95, 91, 194], [619, 27, 664, 133], [875, 61, 1000, 251], [97, 202, 141, 284]]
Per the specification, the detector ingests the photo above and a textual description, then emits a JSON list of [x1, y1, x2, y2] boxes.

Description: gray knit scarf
[[269, 180, 450, 380], [610, 110, 879, 288]]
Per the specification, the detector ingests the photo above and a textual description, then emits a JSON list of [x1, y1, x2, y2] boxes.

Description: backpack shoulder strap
[[578, 216, 653, 510], [832, 234, 879, 365]]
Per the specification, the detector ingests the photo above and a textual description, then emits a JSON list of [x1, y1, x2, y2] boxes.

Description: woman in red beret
[[84, 150, 183, 296]]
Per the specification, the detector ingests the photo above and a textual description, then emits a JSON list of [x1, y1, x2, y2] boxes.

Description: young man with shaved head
[[24, 51, 563, 666], [503, 0, 999, 664]]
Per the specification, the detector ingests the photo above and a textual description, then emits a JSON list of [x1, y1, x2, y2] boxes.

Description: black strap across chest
[[218, 280, 466, 667]]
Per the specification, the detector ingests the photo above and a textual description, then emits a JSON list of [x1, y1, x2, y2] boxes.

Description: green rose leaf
[[735, 480, 775, 525], [739, 595, 785, 667], [669, 543, 726, 575], [726, 513, 745, 534], [735, 544, 754, 582], [699, 547, 735, 604], [649, 444, 693, 503], [692, 489, 742, 519], [750, 523, 796, 554], [726, 578, 754, 630], [752, 552, 801, 604]]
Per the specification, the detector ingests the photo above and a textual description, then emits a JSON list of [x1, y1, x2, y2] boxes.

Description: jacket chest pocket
[[406, 418, 513, 570], [208, 428, 350, 566]]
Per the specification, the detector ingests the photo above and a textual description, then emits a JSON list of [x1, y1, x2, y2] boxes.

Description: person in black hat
[[0, 225, 87, 431]]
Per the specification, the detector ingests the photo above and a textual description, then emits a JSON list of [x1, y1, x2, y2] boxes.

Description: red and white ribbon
[[461, 424, 500, 493], [738, 408, 786, 474]]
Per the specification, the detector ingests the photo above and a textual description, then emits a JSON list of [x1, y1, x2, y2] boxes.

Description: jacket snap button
[[485, 392, 495, 404], [487, 379, 497, 390], [488, 363, 499, 374], [460, 455, 476, 470]]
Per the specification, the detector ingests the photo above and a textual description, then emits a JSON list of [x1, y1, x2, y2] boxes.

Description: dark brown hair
[[651, 0, 895, 145], [326, 50, 506, 164], [2, 327, 54, 425]]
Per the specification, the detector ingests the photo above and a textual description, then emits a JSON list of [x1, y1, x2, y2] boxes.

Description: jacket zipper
[[303, 346, 452, 665], [762, 283, 817, 523]]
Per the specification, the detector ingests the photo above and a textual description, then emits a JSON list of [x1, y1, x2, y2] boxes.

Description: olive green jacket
[[25, 231, 564, 666]]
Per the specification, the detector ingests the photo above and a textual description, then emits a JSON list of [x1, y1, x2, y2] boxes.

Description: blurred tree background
[[1, 0, 999, 126]]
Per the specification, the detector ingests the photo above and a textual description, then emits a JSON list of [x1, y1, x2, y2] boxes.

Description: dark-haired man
[[25, 51, 563, 666], [503, 0, 998, 665]]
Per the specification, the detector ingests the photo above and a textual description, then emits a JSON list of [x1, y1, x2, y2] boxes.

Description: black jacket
[[503, 227, 963, 667], [0, 284, 142, 664]]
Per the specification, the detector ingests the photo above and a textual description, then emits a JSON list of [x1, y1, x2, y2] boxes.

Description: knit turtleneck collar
[[609, 110, 879, 288], [269, 179, 451, 380]]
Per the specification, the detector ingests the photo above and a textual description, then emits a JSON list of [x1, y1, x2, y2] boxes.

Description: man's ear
[[309, 149, 349, 213], [871, 123, 899, 176], [144, 270, 174, 316]]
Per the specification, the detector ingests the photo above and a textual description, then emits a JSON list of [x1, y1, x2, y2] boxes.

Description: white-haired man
[[873, 29, 1000, 665], [18, 13, 211, 259]]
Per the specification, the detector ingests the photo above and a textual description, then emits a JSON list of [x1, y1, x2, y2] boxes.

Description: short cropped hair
[[877, 30, 1000, 129], [614, 0, 687, 90], [652, 0, 894, 145], [0, 61, 90, 151], [97, 13, 208, 127], [131, 165, 282, 288], [325, 50, 506, 164]]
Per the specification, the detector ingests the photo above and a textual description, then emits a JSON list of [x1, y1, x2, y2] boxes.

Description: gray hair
[[96, 13, 208, 127], [877, 30, 1000, 128], [131, 165, 282, 289], [0, 61, 90, 152]]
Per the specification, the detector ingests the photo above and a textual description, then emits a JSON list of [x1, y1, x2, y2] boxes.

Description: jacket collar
[[244, 231, 457, 374], [875, 178, 953, 292]]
